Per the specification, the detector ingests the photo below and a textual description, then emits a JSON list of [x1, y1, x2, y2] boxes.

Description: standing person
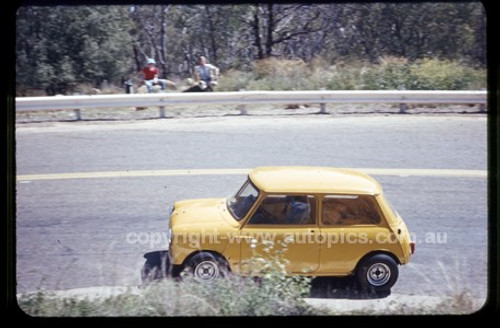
[[138, 58, 176, 93], [193, 56, 219, 91]]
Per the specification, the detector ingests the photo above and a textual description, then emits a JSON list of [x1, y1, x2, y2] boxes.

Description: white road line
[[16, 168, 487, 181], [360, 168, 487, 178]]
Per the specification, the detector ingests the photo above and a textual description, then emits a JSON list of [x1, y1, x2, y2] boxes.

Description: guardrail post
[[479, 88, 486, 112], [238, 89, 247, 115], [74, 109, 82, 121], [319, 88, 327, 114], [124, 80, 134, 94], [158, 97, 166, 118], [398, 87, 408, 113]]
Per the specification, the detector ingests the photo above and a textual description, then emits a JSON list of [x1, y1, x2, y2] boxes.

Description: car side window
[[322, 195, 381, 225], [248, 195, 316, 225]]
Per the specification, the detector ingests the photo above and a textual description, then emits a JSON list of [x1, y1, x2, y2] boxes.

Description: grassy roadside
[[18, 272, 320, 316], [15, 57, 486, 124], [16, 247, 484, 316], [17, 280, 482, 316]]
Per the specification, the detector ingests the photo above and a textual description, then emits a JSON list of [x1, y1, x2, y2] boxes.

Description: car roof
[[248, 166, 382, 195]]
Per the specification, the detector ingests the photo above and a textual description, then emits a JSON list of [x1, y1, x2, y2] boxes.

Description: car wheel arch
[[181, 250, 230, 270], [354, 250, 401, 272]]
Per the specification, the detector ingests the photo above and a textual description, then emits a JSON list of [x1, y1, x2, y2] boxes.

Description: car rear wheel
[[356, 254, 398, 293], [183, 252, 229, 283]]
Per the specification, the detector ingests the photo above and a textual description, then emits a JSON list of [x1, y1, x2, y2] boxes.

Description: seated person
[[283, 196, 311, 224], [193, 56, 219, 91], [137, 58, 176, 93], [249, 196, 311, 225]]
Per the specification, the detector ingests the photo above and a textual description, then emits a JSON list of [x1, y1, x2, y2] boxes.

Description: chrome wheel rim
[[367, 263, 391, 286], [194, 261, 219, 282]]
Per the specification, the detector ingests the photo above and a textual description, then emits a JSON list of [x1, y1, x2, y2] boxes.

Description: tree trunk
[[252, 6, 264, 60], [133, 44, 142, 72], [159, 5, 168, 76], [204, 6, 218, 65], [265, 3, 274, 57]]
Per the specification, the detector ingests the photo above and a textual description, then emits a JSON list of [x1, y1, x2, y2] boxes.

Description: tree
[[129, 5, 172, 75], [242, 3, 327, 60], [16, 5, 133, 95], [321, 2, 486, 65], [15, 3, 486, 95]]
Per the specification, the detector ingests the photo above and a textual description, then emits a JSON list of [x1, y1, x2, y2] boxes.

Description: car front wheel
[[356, 254, 399, 293], [183, 252, 229, 283]]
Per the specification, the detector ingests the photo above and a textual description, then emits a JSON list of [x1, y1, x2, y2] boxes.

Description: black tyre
[[182, 252, 229, 283], [141, 251, 170, 284], [356, 254, 399, 293]]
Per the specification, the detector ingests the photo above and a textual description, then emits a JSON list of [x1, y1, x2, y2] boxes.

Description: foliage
[[16, 3, 486, 95], [218, 57, 486, 91], [18, 243, 318, 317], [18, 275, 319, 317], [17, 247, 483, 316], [16, 6, 134, 95], [408, 58, 486, 90]]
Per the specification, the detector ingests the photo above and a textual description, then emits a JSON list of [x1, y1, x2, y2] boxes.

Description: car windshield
[[227, 179, 259, 221]]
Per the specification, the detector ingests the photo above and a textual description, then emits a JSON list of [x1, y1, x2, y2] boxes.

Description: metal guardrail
[[16, 90, 487, 119]]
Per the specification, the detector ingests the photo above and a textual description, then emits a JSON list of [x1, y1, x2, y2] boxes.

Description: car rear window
[[322, 195, 381, 225]]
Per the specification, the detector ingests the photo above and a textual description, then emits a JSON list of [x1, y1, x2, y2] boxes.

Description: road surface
[[15, 114, 488, 309]]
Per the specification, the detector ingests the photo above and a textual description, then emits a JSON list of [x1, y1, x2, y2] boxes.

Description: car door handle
[[307, 230, 324, 242]]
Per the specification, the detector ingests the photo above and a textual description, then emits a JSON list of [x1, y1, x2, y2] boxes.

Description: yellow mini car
[[144, 167, 414, 293]]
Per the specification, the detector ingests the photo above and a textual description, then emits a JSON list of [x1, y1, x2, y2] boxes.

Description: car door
[[318, 194, 393, 275], [238, 194, 320, 275]]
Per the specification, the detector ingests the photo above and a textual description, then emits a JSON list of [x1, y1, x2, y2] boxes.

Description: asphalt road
[[15, 115, 488, 304]]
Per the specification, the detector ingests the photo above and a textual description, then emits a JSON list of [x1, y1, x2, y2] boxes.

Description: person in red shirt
[[138, 58, 175, 93]]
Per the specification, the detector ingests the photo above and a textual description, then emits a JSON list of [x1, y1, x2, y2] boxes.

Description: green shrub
[[218, 57, 485, 91], [409, 58, 476, 90], [324, 64, 365, 90], [361, 56, 412, 90]]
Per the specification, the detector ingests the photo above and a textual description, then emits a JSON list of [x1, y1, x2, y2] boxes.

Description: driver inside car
[[283, 196, 311, 224], [249, 195, 310, 224]]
